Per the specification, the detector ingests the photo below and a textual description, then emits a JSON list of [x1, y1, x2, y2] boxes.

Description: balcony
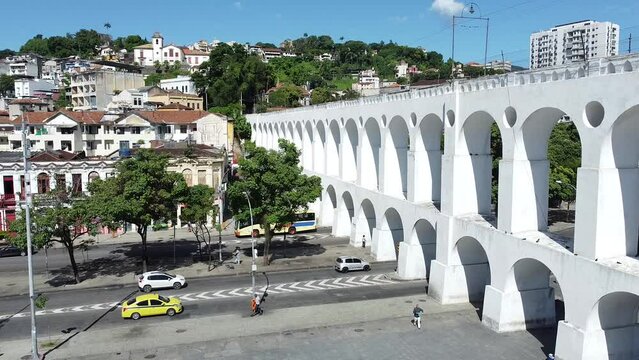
[[0, 194, 17, 208]]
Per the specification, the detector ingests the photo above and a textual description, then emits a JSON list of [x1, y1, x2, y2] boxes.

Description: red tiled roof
[[14, 111, 107, 125], [30, 150, 84, 162], [159, 103, 193, 110], [183, 48, 209, 56], [134, 110, 210, 124], [10, 98, 48, 105]]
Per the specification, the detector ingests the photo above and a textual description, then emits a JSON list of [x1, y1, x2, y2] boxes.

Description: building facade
[[1, 110, 229, 157], [159, 76, 196, 94], [530, 20, 619, 69], [70, 69, 144, 111], [14, 78, 56, 98], [0, 145, 225, 231]]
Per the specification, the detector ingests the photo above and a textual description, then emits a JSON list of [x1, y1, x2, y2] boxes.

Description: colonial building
[[133, 33, 209, 68], [0, 144, 226, 231]]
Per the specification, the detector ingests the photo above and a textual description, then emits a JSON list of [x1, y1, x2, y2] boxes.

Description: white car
[[138, 271, 187, 292], [334, 256, 371, 273]]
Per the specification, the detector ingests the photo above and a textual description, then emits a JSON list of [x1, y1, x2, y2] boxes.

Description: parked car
[[334, 256, 371, 273], [138, 271, 187, 292], [0, 245, 35, 257], [121, 293, 183, 320]]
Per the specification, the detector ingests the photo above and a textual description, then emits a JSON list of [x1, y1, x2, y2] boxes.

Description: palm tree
[[104, 22, 111, 32]]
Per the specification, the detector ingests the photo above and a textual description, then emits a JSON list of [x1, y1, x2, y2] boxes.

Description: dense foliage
[[226, 140, 322, 265], [88, 150, 188, 272]]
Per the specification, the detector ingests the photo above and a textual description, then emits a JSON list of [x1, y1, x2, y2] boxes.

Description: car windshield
[[336, 258, 343, 263], [163, 273, 176, 278], [126, 298, 136, 306], [158, 295, 170, 303]]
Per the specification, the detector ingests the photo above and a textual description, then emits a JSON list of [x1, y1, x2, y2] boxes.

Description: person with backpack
[[250, 294, 263, 316], [411, 304, 424, 329]]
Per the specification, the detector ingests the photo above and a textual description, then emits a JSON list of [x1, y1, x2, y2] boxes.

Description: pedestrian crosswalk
[[0, 274, 399, 320]]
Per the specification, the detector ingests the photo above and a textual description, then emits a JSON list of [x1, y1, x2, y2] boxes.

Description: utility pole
[[21, 109, 39, 360], [629, 33, 632, 54]]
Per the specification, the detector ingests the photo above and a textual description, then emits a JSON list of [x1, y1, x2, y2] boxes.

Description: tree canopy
[[226, 140, 322, 265], [191, 43, 272, 112], [20, 30, 106, 58], [88, 149, 188, 272], [10, 191, 101, 284]]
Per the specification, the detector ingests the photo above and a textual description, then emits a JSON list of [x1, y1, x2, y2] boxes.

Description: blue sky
[[2, 0, 638, 66]]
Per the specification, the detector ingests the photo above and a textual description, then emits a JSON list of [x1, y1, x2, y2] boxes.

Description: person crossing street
[[411, 304, 424, 329]]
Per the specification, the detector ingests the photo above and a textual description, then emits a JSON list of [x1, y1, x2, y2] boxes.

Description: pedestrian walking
[[361, 235, 367, 248], [233, 247, 241, 264], [411, 304, 424, 329]]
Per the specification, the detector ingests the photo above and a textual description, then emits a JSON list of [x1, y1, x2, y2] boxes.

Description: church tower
[[152, 32, 164, 64]]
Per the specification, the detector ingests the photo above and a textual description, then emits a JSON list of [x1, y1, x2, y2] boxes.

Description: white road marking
[[0, 273, 400, 319]]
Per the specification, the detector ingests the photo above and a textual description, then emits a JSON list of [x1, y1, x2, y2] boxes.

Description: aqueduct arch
[[361, 117, 381, 190], [383, 116, 409, 199], [353, 199, 376, 248], [373, 207, 404, 262], [334, 191, 355, 237], [397, 219, 437, 279]]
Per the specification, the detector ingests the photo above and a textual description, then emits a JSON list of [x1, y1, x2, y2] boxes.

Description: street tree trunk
[[64, 240, 80, 284], [137, 225, 148, 273], [263, 223, 272, 266]]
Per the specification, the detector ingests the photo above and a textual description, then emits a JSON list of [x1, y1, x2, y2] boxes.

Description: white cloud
[[234, 1, 242, 10], [389, 15, 408, 23], [430, 0, 464, 17]]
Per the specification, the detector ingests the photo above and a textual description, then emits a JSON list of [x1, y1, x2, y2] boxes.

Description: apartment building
[[0, 54, 44, 77], [530, 20, 620, 69], [70, 69, 144, 111], [159, 76, 196, 94], [3, 110, 228, 157]]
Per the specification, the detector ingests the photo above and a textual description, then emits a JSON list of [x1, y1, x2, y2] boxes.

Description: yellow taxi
[[121, 293, 183, 320]]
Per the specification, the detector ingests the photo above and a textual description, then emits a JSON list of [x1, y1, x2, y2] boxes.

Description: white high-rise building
[[530, 20, 620, 69]]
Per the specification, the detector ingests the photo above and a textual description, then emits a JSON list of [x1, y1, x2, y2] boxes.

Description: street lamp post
[[451, 2, 490, 78], [243, 191, 256, 296], [555, 180, 577, 221], [21, 109, 39, 359]]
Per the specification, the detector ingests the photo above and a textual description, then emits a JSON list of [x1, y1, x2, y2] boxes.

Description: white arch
[[397, 219, 436, 279], [361, 117, 381, 190], [372, 207, 403, 261], [414, 113, 443, 202], [334, 191, 354, 237], [313, 121, 327, 174], [326, 120, 341, 177], [353, 199, 376, 248], [450, 236, 491, 303], [341, 119, 358, 182], [320, 185, 337, 227], [302, 121, 314, 170], [383, 116, 409, 199]]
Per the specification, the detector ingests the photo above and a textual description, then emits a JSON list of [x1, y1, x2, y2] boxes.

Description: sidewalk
[[0, 233, 373, 298], [0, 294, 473, 360]]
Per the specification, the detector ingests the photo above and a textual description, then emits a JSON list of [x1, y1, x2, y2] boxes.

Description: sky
[[1, 0, 638, 67]]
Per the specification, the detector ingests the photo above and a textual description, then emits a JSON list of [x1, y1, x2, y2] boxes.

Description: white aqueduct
[[248, 54, 639, 360]]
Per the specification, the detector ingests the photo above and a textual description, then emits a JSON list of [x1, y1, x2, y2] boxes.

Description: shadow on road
[[45, 240, 210, 287], [241, 238, 326, 263], [0, 302, 30, 331]]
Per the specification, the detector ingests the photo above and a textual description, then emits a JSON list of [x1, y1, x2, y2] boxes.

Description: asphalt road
[[0, 262, 424, 342], [0, 230, 342, 275]]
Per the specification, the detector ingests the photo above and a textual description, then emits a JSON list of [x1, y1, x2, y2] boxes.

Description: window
[[0, 137, 7, 145], [353, 259, 361, 263], [37, 173, 50, 194], [346, 258, 354, 264], [105, 140, 112, 150], [155, 39, 159, 45], [132, 127, 141, 134], [150, 299, 163, 306], [72, 174, 82, 194], [180, 125, 187, 134], [136, 300, 149, 306], [104, 126, 110, 134], [116, 127, 125, 135], [55, 174, 66, 191], [126, 298, 136, 306], [198, 170, 206, 185], [164, 52, 167, 57], [336, 258, 343, 263], [182, 169, 192, 186], [148, 275, 162, 281], [169, 49, 173, 57], [88, 172, 100, 182]]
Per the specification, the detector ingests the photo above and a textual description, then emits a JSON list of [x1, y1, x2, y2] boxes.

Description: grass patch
[[41, 340, 57, 348], [330, 77, 356, 91]]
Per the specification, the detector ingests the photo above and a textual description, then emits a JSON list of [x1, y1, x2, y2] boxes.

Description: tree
[[180, 185, 218, 269], [0, 74, 14, 97], [192, 43, 272, 112], [340, 89, 360, 100], [268, 84, 303, 108], [0, 49, 16, 59], [311, 87, 335, 104], [227, 140, 322, 265], [88, 149, 188, 272], [10, 191, 101, 284]]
